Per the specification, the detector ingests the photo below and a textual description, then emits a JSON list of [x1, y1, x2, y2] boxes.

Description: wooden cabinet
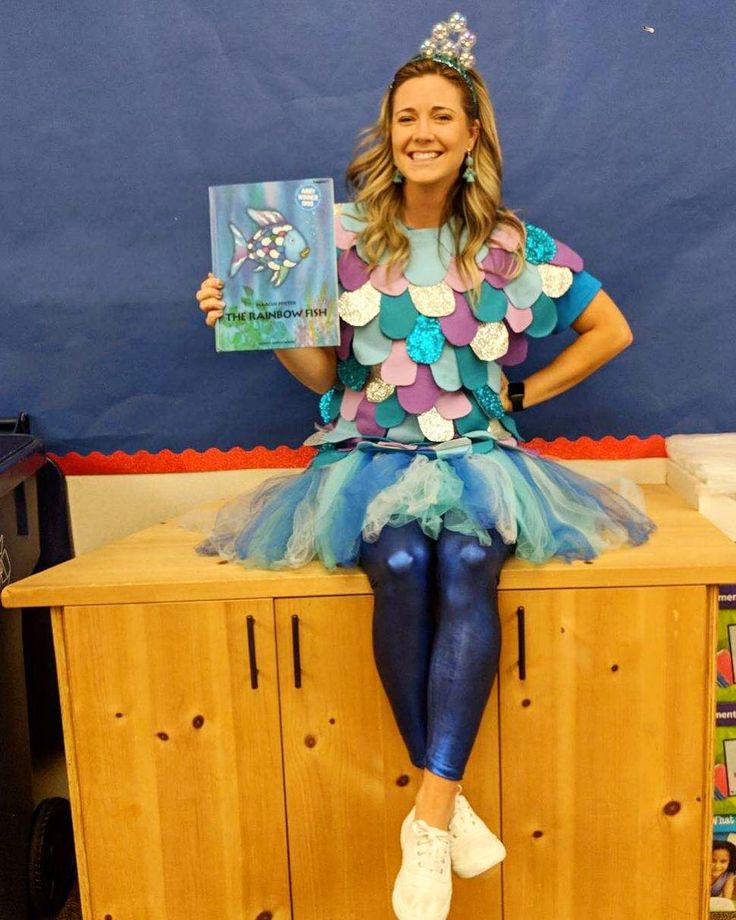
[[2, 485, 734, 919], [498, 586, 714, 919], [274, 595, 502, 919], [55, 599, 290, 919]]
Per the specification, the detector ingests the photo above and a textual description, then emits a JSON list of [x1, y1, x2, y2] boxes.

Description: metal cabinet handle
[[292, 614, 302, 689], [516, 605, 526, 680], [246, 615, 259, 689]]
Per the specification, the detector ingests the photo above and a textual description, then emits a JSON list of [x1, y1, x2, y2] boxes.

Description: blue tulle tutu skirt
[[194, 443, 656, 570]]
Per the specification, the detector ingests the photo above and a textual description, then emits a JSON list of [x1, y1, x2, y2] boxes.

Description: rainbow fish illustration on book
[[209, 178, 339, 352], [228, 210, 310, 288]]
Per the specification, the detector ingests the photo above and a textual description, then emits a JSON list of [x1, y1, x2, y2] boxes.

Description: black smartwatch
[[507, 380, 525, 412]]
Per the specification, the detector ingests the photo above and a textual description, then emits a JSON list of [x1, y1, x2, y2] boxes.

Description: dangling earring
[[463, 149, 476, 184], [393, 167, 404, 184]]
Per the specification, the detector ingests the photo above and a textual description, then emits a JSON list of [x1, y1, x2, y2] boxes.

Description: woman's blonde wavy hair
[[345, 57, 527, 302]]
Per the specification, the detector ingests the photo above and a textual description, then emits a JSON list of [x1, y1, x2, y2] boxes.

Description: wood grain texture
[[56, 599, 290, 919], [274, 595, 503, 919], [50, 606, 93, 920], [701, 586, 718, 919], [498, 586, 711, 920], [3, 485, 736, 609]]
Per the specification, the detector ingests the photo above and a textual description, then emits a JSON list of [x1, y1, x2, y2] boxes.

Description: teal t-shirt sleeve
[[551, 270, 603, 334]]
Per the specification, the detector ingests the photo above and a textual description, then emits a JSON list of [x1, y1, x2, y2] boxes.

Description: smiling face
[[391, 73, 479, 195], [713, 848, 731, 878]]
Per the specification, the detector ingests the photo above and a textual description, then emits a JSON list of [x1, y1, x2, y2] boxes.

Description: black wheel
[[27, 797, 76, 916]]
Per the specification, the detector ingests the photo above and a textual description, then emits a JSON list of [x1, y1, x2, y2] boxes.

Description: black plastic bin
[[0, 420, 76, 919]]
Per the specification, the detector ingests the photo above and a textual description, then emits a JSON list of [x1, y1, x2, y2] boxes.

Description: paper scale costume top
[[307, 202, 602, 467], [193, 200, 655, 570]]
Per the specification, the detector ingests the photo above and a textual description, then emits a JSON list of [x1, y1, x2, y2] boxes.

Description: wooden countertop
[[3, 485, 736, 608]]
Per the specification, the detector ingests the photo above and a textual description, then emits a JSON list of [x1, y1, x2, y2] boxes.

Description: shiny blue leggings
[[360, 522, 513, 782]]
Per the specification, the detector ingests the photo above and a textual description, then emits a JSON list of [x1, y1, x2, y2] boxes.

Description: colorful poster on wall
[[209, 177, 339, 351], [712, 584, 736, 912]]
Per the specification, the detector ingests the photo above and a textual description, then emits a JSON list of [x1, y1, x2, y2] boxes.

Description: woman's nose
[[412, 118, 434, 139]]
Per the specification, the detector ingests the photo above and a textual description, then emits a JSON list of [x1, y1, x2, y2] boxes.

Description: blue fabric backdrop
[[1, 1, 733, 456]]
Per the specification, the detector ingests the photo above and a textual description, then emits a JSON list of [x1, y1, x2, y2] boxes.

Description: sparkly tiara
[[391, 12, 479, 116]]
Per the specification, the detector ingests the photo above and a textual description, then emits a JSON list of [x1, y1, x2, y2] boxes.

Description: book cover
[[712, 586, 736, 911], [209, 178, 339, 351], [714, 586, 736, 813]]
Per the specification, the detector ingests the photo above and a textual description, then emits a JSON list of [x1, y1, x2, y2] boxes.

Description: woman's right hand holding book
[[196, 274, 224, 327], [194, 272, 336, 392]]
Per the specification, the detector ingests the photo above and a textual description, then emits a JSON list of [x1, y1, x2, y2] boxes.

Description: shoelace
[[412, 820, 450, 877], [449, 793, 480, 838]]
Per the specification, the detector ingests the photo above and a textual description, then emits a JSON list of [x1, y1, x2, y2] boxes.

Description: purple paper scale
[[499, 330, 528, 366], [396, 364, 443, 414], [481, 247, 518, 278], [484, 269, 508, 289], [440, 292, 479, 346], [338, 248, 372, 291], [336, 322, 353, 360], [355, 398, 385, 436], [550, 240, 583, 272]]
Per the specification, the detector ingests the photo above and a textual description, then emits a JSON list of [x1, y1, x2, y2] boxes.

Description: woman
[[196, 14, 655, 920]]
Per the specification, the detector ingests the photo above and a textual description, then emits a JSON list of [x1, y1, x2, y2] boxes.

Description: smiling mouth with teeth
[[410, 152, 442, 160]]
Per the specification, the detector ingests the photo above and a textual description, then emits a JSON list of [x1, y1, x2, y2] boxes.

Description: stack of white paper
[[666, 433, 736, 494], [666, 433, 736, 540]]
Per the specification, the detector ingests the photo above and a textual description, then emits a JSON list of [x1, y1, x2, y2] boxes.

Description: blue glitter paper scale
[[406, 315, 446, 364]]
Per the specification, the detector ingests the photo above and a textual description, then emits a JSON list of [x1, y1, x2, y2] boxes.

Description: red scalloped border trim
[[48, 435, 666, 475], [522, 435, 666, 460], [49, 446, 317, 475]]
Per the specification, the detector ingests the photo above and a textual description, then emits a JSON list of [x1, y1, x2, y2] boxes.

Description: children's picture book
[[209, 178, 339, 351], [711, 586, 736, 911], [714, 585, 736, 809]]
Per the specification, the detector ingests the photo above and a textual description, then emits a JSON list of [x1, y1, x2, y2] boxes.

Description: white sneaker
[[392, 811, 453, 920], [448, 785, 506, 878]]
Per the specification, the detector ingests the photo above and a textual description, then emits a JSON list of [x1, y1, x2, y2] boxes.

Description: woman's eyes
[[397, 114, 452, 124]]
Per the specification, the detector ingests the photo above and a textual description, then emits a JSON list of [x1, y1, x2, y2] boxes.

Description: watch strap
[[507, 380, 525, 412]]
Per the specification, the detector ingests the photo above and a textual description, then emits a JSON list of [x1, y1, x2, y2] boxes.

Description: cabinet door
[[497, 586, 713, 920], [55, 599, 290, 919], [275, 595, 502, 920]]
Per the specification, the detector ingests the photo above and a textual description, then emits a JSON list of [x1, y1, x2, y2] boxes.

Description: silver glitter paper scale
[[408, 281, 456, 317], [365, 372, 396, 403], [538, 264, 573, 299], [417, 407, 456, 442], [470, 322, 509, 361], [337, 283, 381, 327]]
